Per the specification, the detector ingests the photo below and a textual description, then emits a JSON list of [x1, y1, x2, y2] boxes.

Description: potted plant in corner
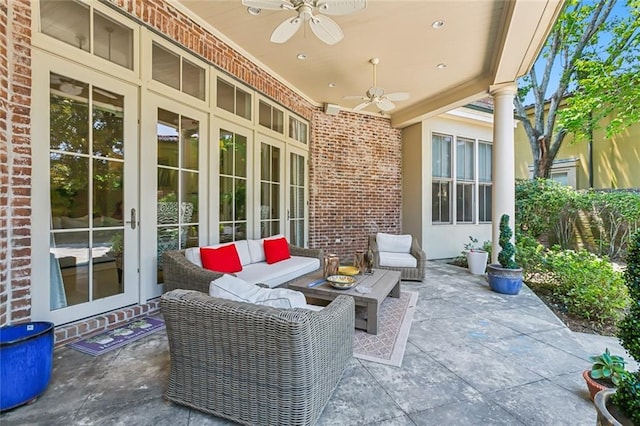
[[594, 230, 640, 426], [583, 348, 626, 401], [464, 236, 489, 275], [487, 214, 523, 295]]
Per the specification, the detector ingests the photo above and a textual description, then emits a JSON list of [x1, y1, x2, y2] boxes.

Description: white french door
[[140, 94, 208, 300], [255, 135, 285, 239], [31, 52, 139, 325]]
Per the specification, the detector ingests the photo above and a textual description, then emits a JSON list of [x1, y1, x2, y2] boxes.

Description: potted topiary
[[583, 348, 626, 401], [594, 229, 640, 426], [487, 214, 523, 295], [464, 236, 489, 275]]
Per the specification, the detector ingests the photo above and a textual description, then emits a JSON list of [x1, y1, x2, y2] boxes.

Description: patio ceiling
[[172, 0, 563, 127]]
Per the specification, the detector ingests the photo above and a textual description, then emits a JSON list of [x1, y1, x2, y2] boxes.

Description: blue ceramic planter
[[487, 264, 523, 295], [0, 322, 54, 411]]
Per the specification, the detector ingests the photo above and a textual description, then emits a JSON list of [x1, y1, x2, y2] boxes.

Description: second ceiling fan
[[345, 58, 410, 112], [242, 0, 366, 45]]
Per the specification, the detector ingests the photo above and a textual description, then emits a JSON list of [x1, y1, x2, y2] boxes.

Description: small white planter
[[466, 250, 488, 275]]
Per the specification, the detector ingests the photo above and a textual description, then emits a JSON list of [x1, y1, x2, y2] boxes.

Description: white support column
[[490, 82, 517, 264]]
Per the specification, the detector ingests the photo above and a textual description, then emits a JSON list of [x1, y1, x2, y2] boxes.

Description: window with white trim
[[432, 133, 493, 224]]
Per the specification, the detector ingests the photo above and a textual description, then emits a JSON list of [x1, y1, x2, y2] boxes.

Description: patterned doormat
[[353, 291, 418, 367], [68, 317, 165, 356]]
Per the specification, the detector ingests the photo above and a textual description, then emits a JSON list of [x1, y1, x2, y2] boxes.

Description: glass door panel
[[259, 142, 281, 238], [288, 150, 307, 246], [219, 129, 247, 242], [156, 109, 200, 284], [48, 71, 135, 315]]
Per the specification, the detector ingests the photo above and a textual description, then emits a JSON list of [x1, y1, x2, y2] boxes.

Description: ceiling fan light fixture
[[247, 6, 261, 15]]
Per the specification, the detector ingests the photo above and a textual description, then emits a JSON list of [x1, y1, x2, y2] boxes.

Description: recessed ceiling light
[[328, 83, 336, 88], [296, 53, 308, 60], [432, 20, 445, 29], [247, 7, 261, 15], [437, 63, 447, 69]]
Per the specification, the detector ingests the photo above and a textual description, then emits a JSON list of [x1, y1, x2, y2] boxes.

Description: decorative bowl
[[326, 275, 357, 289], [338, 266, 359, 276]]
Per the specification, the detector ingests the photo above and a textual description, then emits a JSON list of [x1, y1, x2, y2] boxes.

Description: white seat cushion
[[185, 240, 252, 267], [209, 274, 307, 309], [236, 256, 320, 288], [379, 251, 417, 268], [376, 233, 412, 253]]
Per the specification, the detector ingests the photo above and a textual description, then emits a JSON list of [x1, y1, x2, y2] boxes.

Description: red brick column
[[0, 0, 32, 326]]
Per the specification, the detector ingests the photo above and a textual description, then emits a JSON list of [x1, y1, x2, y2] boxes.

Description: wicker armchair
[[161, 289, 354, 426], [368, 234, 426, 281], [162, 244, 323, 293]]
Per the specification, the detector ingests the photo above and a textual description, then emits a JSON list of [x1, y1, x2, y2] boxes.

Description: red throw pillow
[[200, 244, 242, 273], [263, 237, 291, 264]]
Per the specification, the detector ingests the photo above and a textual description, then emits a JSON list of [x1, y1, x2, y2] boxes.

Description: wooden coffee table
[[288, 269, 401, 335]]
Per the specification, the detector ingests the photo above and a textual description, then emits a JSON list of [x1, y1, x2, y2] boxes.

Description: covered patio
[[2, 262, 624, 425]]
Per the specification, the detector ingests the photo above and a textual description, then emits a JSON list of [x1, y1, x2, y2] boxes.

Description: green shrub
[[498, 214, 518, 269], [612, 371, 640, 425], [516, 233, 547, 281], [545, 248, 628, 323]]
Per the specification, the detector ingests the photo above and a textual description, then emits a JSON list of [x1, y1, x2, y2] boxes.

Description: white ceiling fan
[[345, 58, 410, 112], [241, 0, 366, 45]]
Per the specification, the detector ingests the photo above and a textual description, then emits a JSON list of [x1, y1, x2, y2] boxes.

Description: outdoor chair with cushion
[[160, 289, 354, 426], [368, 232, 426, 281]]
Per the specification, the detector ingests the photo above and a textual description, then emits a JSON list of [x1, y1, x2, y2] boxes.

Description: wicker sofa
[[161, 289, 354, 426], [162, 243, 323, 293], [368, 233, 426, 281]]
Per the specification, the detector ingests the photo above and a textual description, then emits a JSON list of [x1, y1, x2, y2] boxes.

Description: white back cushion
[[247, 234, 286, 264], [209, 274, 307, 309], [376, 233, 412, 253], [184, 240, 252, 267]]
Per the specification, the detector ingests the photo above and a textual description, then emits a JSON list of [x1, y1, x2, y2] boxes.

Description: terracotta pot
[[583, 370, 611, 402]]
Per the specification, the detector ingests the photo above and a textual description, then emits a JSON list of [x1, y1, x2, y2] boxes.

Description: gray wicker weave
[[162, 244, 323, 293], [368, 234, 426, 281], [161, 290, 354, 426]]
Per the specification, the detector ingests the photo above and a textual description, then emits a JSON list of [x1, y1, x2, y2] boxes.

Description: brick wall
[[1, 0, 32, 327], [309, 111, 402, 261]]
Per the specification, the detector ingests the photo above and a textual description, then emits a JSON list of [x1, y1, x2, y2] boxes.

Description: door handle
[[126, 208, 136, 230]]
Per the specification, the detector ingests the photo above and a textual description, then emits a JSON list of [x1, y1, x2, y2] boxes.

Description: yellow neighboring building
[[514, 113, 640, 189]]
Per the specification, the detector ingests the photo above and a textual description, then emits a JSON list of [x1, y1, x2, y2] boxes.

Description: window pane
[[219, 176, 233, 222], [50, 74, 90, 154], [92, 86, 124, 159], [152, 43, 180, 90], [261, 144, 271, 181], [40, 0, 90, 52], [456, 183, 474, 222], [51, 154, 89, 218], [219, 130, 234, 175], [259, 101, 271, 129], [181, 171, 198, 223], [93, 11, 133, 69], [432, 181, 450, 223], [216, 78, 234, 113], [157, 109, 179, 167], [456, 138, 473, 180], [479, 184, 492, 222], [479, 142, 492, 182], [236, 88, 251, 119], [432, 133, 451, 178], [50, 231, 90, 306], [181, 116, 199, 170], [235, 178, 247, 221], [182, 58, 205, 100], [273, 109, 284, 134], [93, 158, 123, 223], [235, 135, 247, 178]]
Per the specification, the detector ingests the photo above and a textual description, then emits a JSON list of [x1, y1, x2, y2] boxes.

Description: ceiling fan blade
[[309, 15, 343, 45], [343, 95, 368, 100], [242, 0, 293, 10], [377, 98, 396, 111], [353, 100, 372, 111], [385, 92, 409, 102], [315, 0, 367, 16], [270, 16, 303, 43]]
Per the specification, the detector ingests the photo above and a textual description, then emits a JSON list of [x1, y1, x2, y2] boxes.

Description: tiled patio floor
[[2, 261, 623, 425]]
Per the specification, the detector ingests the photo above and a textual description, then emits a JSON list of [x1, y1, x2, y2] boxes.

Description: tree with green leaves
[[515, 0, 640, 179]]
